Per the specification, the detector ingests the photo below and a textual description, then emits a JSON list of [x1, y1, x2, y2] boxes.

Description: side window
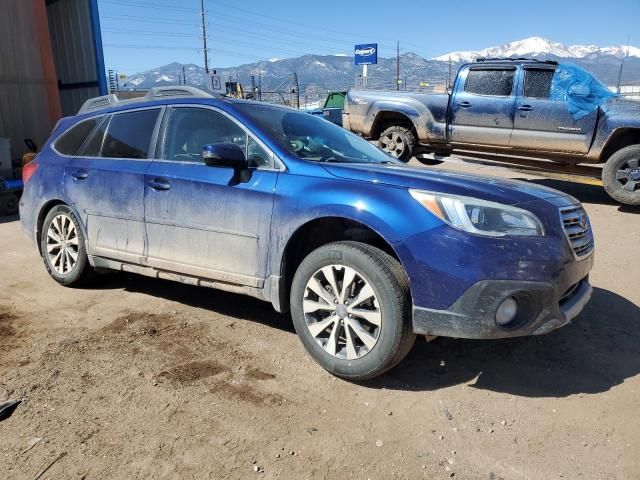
[[465, 69, 515, 96], [54, 117, 100, 156], [163, 108, 246, 162], [81, 118, 108, 157], [523, 69, 554, 98], [247, 136, 273, 169], [101, 109, 160, 159]]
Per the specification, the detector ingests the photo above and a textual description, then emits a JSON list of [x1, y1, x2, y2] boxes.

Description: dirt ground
[[1, 159, 639, 480]]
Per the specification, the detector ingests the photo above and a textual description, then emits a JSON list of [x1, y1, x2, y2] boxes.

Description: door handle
[[71, 170, 88, 180], [458, 101, 471, 108], [148, 178, 171, 191], [518, 105, 533, 112]]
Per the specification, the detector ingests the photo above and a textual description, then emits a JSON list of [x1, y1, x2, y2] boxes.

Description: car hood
[[322, 163, 576, 206]]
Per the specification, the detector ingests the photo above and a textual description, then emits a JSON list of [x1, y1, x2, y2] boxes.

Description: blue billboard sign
[[354, 44, 377, 65]]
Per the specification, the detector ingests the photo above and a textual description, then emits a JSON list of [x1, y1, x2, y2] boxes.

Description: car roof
[[75, 86, 293, 119]]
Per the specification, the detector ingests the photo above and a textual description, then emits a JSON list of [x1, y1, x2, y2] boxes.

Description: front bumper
[[413, 276, 592, 339]]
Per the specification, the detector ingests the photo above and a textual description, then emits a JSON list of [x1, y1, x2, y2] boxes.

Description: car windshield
[[234, 103, 400, 165]]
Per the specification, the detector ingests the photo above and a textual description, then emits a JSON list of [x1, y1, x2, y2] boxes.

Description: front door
[[63, 108, 162, 263], [144, 106, 278, 287], [449, 66, 517, 146], [510, 67, 597, 153]]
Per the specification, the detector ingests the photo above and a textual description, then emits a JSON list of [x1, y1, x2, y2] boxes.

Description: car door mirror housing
[[202, 143, 247, 171]]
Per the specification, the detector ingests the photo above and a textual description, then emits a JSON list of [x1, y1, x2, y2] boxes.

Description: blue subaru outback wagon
[[20, 86, 594, 380]]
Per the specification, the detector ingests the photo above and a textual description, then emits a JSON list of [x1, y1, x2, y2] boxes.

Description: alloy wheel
[[46, 214, 79, 275], [615, 158, 640, 192], [302, 264, 382, 360], [379, 132, 406, 158]]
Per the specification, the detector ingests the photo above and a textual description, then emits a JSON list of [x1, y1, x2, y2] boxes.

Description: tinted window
[[54, 118, 100, 155], [524, 69, 554, 98], [101, 109, 160, 159], [234, 103, 400, 165], [465, 69, 515, 96], [162, 108, 246, 163], [81, 119, 108, 157]]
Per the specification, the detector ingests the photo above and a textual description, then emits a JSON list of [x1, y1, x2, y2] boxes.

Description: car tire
[[0, 193, 19, 216], [378, 125, 416, 162], [290, 241, 416, 380], [602, 145, 640, 206], [40, 204, 93, 287]]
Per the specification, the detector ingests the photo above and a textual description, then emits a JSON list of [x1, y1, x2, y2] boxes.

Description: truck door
[[510, 67, 597, 153], [449, 66, 516, 146]]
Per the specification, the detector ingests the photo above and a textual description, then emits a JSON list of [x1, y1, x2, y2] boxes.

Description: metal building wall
[[0, 0, 61, 160], [47, 0, 106, 116]]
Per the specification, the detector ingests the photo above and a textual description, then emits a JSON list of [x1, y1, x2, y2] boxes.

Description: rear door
[[143, 105, 278, 287], [449, 66, 517, 146], [62, 107, 162, 263], [510, 67, 597, 153]]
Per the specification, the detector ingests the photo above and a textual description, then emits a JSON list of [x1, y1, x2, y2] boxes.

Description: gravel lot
[[1, 159, 638, 479]]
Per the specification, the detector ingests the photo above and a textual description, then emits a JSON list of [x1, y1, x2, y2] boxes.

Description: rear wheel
[[602, 145, 640, 206], [290, 241, 416, 380], [0, 193, 19, 216], [40, 205, 93, 286], [378, 125, 415, 162]]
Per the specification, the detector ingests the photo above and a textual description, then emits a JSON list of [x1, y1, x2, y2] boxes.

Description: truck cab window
[[523, 69, 554, 98], [465, 69, 515, 96]]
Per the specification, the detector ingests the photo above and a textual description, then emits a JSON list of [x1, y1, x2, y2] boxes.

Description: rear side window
[[465, 69, 515, 96], [523, 69, 554, 98], [101, 109, 160, 159], [54, 118, 100, 156]]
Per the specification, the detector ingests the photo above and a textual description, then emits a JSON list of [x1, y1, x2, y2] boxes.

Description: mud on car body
[[20, 86, 594, 380]]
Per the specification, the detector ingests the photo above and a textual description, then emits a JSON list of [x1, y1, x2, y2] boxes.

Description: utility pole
[[396, 41, 400, 91], [447, 56, 452, 90], [182, 65, 186, 85], [616, 35, 631, 94], [200, 0, 209, 73], [258, 71, 262, 101], [404, 75, 407, 91], [293, 72, 300, 109]]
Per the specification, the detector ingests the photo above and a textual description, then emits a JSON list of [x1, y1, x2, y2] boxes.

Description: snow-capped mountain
[[433, 36, 640, 62], [122, 37, 640, 96]]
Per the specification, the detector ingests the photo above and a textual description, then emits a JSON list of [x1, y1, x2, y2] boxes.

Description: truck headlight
[[410, 190, 545, 237]]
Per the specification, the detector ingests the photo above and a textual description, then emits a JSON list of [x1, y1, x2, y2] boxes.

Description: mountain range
[[123, 37, 640, 97]]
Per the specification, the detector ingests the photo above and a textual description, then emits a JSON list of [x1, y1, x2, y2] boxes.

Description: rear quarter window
[[54, 117, 100, 156], [465, 69, 515, 96]]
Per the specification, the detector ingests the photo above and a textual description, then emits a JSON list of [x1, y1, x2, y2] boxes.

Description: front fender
[[268, 171, 442, 276]]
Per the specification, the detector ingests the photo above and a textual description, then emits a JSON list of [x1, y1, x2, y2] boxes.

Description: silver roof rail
[[77, 86, 217, 115]]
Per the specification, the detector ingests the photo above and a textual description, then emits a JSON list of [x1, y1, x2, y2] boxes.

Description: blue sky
[[98, 0, 640, 74]]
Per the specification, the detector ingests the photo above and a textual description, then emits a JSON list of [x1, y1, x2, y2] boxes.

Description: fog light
[[495, 297, 518, 326]]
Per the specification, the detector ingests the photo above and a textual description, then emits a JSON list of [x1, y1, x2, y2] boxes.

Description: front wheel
[[378, 125, 416, 162], [40, 204, 93, 286], [290, 241, 416, 380], [602, 145, 640, 206]]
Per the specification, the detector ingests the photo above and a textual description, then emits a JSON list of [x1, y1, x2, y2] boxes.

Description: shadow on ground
[[95, 273, 294, 333], [0, 214, 19, 225], [368, 287, 640, 397], [92, 274, 640, 398], [515, 177, 640, 213]]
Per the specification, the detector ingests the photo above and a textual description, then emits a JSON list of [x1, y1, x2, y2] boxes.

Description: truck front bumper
[[412, 276, 592, 339]]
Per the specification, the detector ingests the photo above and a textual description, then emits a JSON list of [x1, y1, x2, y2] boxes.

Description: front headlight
[[410, 190, 545, 237]]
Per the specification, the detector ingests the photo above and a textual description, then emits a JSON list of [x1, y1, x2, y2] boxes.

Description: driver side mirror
[[202, 143, 247, 184]]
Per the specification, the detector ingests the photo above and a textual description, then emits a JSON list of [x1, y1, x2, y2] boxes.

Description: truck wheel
[[0, 193, 19, 216], [40, 204, 93, 286], [379, 126, 415, 162], [290, 241, 416, 380], [602, 145, 640, 206]]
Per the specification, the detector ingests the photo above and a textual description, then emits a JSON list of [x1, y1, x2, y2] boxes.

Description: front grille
[[560, 205, 594, 259]]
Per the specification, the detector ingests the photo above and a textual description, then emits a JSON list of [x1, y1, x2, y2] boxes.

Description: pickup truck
[[343, 59, 640, 205]]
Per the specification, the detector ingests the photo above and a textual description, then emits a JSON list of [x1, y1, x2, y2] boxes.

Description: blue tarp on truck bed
[[550, 64, 617, 120]]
